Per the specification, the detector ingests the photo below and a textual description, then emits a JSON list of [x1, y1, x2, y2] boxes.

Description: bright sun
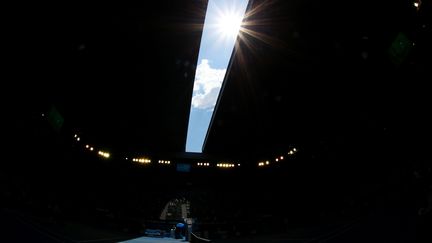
[[216, 12, 244, 39]]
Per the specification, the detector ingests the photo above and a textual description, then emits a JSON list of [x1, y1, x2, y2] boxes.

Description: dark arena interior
[[2, 0, 432, 242]]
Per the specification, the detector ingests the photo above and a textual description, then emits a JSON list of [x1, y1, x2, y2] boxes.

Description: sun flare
[[216, 11, 244, 39]]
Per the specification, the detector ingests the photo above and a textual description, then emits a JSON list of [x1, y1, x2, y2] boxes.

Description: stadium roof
[[8, 0, 431, 164]]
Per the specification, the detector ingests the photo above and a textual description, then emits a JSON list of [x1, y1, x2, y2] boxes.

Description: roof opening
[[186, 0, 249, 152]]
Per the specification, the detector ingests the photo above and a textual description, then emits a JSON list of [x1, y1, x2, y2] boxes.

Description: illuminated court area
[[120, 237, 186, 243]]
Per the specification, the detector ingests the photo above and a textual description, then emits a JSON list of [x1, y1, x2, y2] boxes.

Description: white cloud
[[192, 59, 226, 110]]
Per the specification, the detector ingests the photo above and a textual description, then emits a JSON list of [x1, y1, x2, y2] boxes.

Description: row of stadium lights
[[74, 133, 297, 169], [98, 151, 110, 158], [258, 148, 297, 167], [74, 133, 241, 167], [217, 163, 239, 168], [158, 160, 171, 165], [132, 158, 151, 164], [197, 163, 241, 168], [75, 134, 110, 159]]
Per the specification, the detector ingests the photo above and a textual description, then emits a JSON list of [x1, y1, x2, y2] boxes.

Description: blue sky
[[186, 0, 249, 152]]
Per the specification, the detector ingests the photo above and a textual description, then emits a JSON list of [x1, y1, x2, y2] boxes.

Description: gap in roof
[[186, 0, 249, 153]]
